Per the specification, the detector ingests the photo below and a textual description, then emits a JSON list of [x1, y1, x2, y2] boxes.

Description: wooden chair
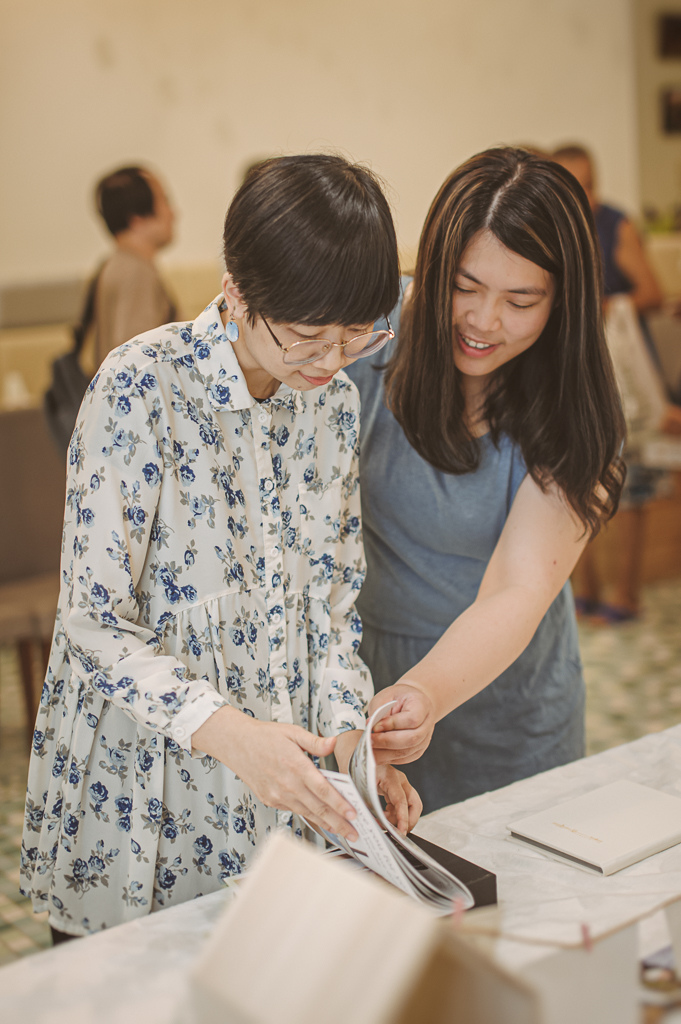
[[0, 408, 65, 736]]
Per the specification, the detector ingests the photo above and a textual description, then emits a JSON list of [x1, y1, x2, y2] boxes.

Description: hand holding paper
[[367, 682, 437, 764], [317, 702, 475, 914], [374, 764, 422, 834], [335, 716, 421, 833], [192, 707, 359, 841]]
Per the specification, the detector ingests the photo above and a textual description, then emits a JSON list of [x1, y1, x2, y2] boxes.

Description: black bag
[[44, 267, 102, 457], [44, 349, 91, 457]]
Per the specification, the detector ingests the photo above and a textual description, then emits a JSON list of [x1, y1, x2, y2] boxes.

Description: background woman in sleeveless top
[[345, 148, 626, 813]]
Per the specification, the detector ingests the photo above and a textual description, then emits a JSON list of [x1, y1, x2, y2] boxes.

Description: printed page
[[319, 769, 418, 899], [348, 701, 397, 807], [349, 702, 475, 909]]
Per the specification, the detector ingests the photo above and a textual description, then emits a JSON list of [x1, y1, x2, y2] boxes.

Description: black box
[[408, 832, 497, 908]]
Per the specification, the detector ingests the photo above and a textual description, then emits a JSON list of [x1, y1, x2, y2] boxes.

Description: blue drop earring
[[225, 315, 239, 343]]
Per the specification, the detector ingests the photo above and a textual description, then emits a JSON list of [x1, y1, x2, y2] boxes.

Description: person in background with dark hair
[[88, 165, 176, 367], [552, 145, 663, 318], [345, 147, 626, 813], [21, 154, 420, 943]]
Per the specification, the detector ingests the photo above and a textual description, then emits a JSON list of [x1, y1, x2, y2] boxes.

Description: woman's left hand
[[375, 764, 422, 834]]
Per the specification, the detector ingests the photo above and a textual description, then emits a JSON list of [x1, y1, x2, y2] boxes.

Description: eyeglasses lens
[[282, 331, 390, 366], [342, 330, 391, 357], [283, 342, 330, 366]]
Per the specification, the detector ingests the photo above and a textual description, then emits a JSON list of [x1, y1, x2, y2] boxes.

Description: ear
[[222, 273, 249, 319], [128, 212, 154, 233]]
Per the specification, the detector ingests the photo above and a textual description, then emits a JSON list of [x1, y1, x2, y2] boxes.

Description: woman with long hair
[[21, 154, 421, 941], [345, 147, 626, 813]]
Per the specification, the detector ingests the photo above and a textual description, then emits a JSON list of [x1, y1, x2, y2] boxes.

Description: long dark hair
[[223, 154, 399, 327], [385, 147, 625, 534]]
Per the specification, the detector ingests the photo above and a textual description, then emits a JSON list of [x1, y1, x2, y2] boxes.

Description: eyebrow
[[458, 268, 548, 296]]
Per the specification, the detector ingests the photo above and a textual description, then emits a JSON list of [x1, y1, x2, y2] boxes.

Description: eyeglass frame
[[260, 315, 394, 366]]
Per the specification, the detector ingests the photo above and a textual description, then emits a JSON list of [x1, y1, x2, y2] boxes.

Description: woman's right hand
[[368, 682, 438, 765], [191, 706, 359, 841]]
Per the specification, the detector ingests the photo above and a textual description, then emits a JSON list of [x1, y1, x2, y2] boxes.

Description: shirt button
[[269, 547, 278, 558], [271, 613, 282, 625], [259, 412, 268, 424], [173, 726, 186, 741], [264, 479, 274, 492]]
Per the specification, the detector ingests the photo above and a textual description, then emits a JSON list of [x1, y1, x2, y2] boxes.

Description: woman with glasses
[[345, 147, 626, 813], [21, 154, 420, 941]]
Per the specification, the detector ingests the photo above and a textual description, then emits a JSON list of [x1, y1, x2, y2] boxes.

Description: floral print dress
[[21, 295, 371, 935]]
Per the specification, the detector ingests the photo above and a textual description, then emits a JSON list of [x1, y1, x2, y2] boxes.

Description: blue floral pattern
[[20, 295, 370, 935]]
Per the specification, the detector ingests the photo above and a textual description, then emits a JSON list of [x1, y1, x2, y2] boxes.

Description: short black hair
[[222, 154, 399, 327], [95, 166, 154, 236]]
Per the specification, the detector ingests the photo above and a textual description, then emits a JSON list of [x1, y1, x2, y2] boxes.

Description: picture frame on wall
[[659, 15, 681, 58], [663, 88, 681, 133]]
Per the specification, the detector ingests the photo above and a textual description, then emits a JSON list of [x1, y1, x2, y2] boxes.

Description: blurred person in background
[[87, 165, 177, 369], [553, 144, 681, 623], [552, 145, 663, 320], [44, 167, 178, 457]]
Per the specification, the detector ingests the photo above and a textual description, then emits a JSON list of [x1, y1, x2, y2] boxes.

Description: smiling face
[[452, 229, 555, 399]]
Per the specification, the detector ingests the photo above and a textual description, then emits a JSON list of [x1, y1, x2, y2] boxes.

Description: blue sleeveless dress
[[594, 203, 632, 298], [345, 280, 585, 813]]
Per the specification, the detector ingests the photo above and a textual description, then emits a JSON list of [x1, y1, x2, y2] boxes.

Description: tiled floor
[[1, 578, 680, 966], [582, 579, 681, 756], [0, 652, 51, 966]]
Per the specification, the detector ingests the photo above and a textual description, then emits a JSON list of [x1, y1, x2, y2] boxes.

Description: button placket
[[254, 403, 291, 724]]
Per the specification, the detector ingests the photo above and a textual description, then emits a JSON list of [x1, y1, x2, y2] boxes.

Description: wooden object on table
[[189, 832, 542, 1024], [579, 471, 681, 587]]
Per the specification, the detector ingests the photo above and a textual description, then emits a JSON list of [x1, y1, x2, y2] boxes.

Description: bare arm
[[614, 219, 664, 314], [370, 474, 590, 761]]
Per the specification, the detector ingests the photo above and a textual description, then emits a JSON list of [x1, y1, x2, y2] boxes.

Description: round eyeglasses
[[261, 316, 394, 367]]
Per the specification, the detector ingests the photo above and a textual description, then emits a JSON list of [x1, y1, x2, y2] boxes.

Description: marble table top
[[4, 724, 681, 1023]]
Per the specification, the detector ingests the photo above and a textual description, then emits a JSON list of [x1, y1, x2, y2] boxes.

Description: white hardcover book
[[508, 780, 681, 875]]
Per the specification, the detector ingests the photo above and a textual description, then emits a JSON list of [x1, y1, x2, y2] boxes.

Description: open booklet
[[313, 702, 475, 916]]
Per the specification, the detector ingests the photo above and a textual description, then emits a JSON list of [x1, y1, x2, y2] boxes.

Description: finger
[[369, 695, 406, 721], [388, 797, 409, 835], [383, 801, 398, 827], [371, 726, 428, 749], [406, 786, 423, 831], [304, 794, 359, 843], [304, 809, 358, 844], [379, 774, 410, 834], [294, 729, 337, 758], [302, 770, 359, 839], [280, 773, 359, 842], [383, 784, 421, 833], [372, 708, 425, 733]]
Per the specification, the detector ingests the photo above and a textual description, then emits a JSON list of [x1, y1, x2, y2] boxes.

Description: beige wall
[[2, 0, 638, 287], [635, 0, 681, 215]]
